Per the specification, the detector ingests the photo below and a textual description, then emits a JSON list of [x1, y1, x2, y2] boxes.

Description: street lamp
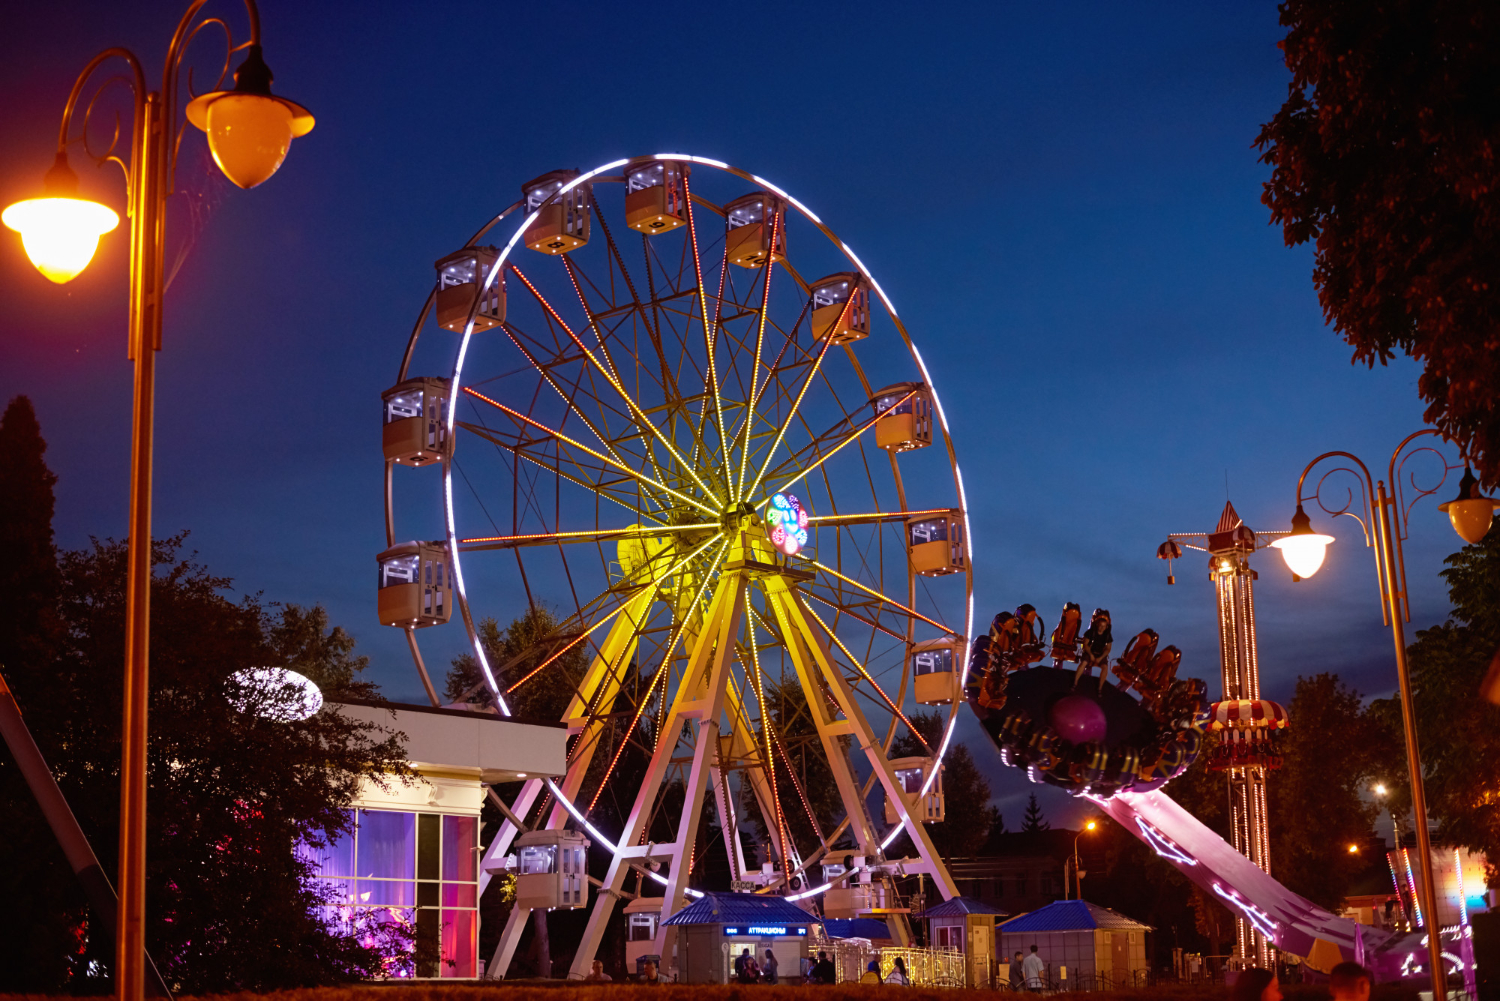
[[1066, 820, 1097, 900], [2, 6, 312, 1001], [1277, 431, 1495, 999]]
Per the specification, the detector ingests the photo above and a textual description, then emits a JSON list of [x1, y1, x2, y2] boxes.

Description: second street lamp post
[[1066, 820, 1096, 900], [1273, 430, 1497, 1000], [1, 5, 313, 1000]]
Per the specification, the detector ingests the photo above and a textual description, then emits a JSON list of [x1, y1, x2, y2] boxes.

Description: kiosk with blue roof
[[664, 892, 816, 984], [998, 900, 1150, 990]]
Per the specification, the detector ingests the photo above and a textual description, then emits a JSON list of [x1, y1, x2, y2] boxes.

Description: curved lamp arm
[[1292, 450, 1391, 625], [1387, 429, 1466, 624]]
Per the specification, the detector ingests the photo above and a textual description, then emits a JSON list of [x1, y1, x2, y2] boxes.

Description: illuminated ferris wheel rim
[[425, 152, 974, 884]]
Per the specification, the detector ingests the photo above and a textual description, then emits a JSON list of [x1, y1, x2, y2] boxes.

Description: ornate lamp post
[[2, 6, 313, 1000], [1274, 430, 1497, 999]]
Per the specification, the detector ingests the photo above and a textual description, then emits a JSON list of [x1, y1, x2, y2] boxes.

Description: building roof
[[822, 918, 895, 940], [999, 900, 1152, 932], [663, 892, 816, 927], [917, 895, 1010, 919]]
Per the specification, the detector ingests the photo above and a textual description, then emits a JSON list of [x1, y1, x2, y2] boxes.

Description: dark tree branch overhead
[[1257, 0, 1500, 488]]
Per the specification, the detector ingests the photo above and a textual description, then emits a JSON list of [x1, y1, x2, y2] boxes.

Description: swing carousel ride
[[379, 155, 972, 978]]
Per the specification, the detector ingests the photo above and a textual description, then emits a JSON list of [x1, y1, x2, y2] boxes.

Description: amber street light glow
[[185, 44, 314, 190], [3, 196, 119, 284], [1271, 504, 1334, 579], [1437, 467, 1499, 545]]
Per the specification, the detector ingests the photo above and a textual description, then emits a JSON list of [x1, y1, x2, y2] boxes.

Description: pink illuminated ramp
[[1095, 788, 1398, 966]]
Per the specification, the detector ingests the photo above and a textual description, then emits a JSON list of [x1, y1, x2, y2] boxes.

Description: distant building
[[945, 829, 1090, 913]]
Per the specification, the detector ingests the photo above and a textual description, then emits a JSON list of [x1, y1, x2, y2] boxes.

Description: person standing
[[584, 960, 612, 982], [1011, 951, 1025, 991], [884, 956, 910, 985], [860, 961, 883, 985], [641, 960, 661, 985], [736, 947, 756, 984], [763, 949, 779, 985], [813, 950, 836, 984], [1022, 945, 1046, 991]]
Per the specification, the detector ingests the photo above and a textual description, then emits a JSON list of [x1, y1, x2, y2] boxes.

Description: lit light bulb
[[1348, 844, 1360, 854], [1374, 783, 1387, 797], [1438, 468, 1499, 545], [205, 94, 295, 189], [1085, 821, 1097, 831], [1271, 504, 1334, 580], [3, 196, 118, 283]]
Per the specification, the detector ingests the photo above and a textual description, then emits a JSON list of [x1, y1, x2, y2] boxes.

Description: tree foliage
[[1021, 792, 1050, 833], [1375, 527, 1500, 879], [446, 606, 584, 722], [0, 403, 413, 993], [1257, 1, 1500, 488]]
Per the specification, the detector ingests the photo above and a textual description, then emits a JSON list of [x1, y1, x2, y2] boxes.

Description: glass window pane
[[443, 816, 477, 882], [297, 819, 355, 878], [356, 879, 415, 906], [358, 809, 415, 880], [442, 882, 477, 908], [418, 814, 440, 880], [441, 908, 477, 978]]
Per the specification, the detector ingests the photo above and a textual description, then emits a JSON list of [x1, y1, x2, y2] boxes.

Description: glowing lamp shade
[[185, 44, 315, 190], [1271, 504, 1333, 579], [1438, 468, 1499, 545], [204, 95, 296, 189], [228, 667, 323, 722], [2, 196, 119, 283]]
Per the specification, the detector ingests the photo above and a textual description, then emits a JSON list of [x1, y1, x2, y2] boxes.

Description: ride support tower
[[1158, 502, 1290, 968]]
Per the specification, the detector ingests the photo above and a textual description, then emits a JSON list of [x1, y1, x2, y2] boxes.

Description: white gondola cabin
[[514, 829, 591, 910], [907, 511, 965, 576], [724, 192, 785, 268], [883, 756, 945, 824], [912, 636, 964, 706], [377, 541, 452, 628], [625, 159, 689, 234], [522, 170, 590, 255], [824, 882, 890, 920], [433, 246, 505, 332], [809, 272, 870, 344], [382, 377, 450, 466], [624, 897, 664, 971], [872, 382, 933, 452]]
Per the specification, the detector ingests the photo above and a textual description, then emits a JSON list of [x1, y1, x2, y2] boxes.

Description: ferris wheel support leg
[[563, 572, 748, 980], [485, 900, 533, 980], [775, 585, 962, 903]]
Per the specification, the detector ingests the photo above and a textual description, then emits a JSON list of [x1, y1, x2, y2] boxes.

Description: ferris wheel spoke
[[511, 262, 720, 504], [802, 604, 931, 755], [803, 587, 906, 644], [458, 522, 719, 551], [681, 171, 732, 498], [800, 557, 957, 636], [498, 325, 636, 470], [458, 421, 669, 525], [464, 387, 717, 517]]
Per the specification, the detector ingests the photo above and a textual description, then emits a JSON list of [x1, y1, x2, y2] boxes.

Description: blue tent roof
[[663, 892, 817, 927], [823, 918, 896, 940], [916, 895, 1009, 919], [999, 900, 1151, 932]]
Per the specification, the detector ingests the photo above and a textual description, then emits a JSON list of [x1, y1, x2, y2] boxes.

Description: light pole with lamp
[[1271, 430, 1498, 999], [1, 6, 313, 1000], [1066, 820, 1097, 900]]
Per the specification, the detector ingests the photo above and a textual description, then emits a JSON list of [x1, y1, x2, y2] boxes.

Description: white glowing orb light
[[229, 667, 323, 721], [767, 493, 809, 556]]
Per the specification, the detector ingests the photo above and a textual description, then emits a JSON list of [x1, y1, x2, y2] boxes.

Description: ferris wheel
[[379, 154, 973, 978]]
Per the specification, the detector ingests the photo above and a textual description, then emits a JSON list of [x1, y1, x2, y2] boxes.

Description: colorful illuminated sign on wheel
[[767, 493, 809, 556]]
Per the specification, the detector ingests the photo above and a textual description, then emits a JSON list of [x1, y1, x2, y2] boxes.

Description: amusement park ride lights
[[1277, 430, 1497, 1000], [1157, 503, 1289, 967], [2, 6, 312, 999], [381, 155, 973, 980]]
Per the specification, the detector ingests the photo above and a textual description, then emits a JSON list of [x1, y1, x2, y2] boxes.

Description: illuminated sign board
[[768, 494, 809, 556], [723, 926, 807, 936]]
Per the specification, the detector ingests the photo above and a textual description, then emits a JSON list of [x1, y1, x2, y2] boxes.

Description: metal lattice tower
[[1160, 501, 1285, 968]]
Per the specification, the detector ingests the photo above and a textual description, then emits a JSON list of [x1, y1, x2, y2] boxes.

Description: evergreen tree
[[0, 395, 60, 675], [1021, 792, 1049, 832]]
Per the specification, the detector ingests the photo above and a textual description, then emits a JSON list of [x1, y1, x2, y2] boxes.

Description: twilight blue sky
[[0, 2, 1461, 829]]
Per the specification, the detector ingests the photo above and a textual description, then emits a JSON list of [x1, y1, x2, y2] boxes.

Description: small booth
[[664, 891, 813, 984], [625, 159, 689, 234], [522, 170, 590, 255], [724, 192, 785, 268], [912, 636, 963, 706], [809, 272, 870, 344], [625, 896, 665, 973], [433, 246, 505, 332], [997, 900, 1151, 991], [506, 829, 590, 910], [871, 382, 933, 452], [382, 377, 451, 467], [907, 511, 965, 576], [884, 756, 945, 824], [917, 896, 1008, 989], [376, 541, 452, 628]]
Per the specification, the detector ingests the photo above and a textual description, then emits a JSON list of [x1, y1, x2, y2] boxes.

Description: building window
[[1015, 875, 1028, 897], [299, 808, 479, 978]]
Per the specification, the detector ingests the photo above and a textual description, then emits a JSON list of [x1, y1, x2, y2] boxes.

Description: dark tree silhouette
[[1257, 0, 1500, 488], [1021, 792, 1050, 833]]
